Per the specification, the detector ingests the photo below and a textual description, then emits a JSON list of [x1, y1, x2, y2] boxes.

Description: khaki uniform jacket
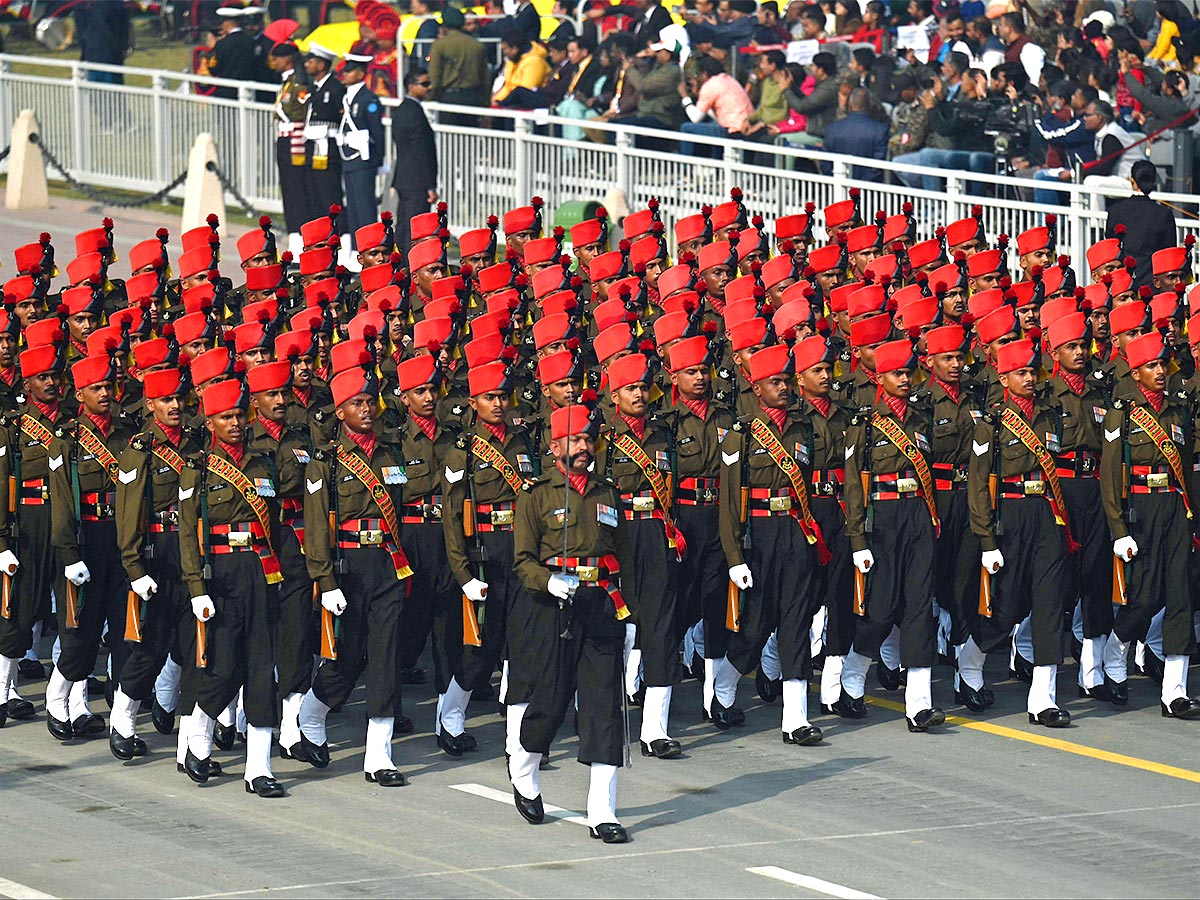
[[49, 416, 136, 566]]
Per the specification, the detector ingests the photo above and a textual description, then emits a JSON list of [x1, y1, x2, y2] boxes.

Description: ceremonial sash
[[1128, 404, 1193, 520], [748, 418, 831, 564], [205, 454, 283, 584], [336, 446, 413, 579], [153, 442, 186, 475], [609, 430, 687, 558], [471, 434, 524, 495], [20, 415, 54, 450], [871, 412, 940, 534], [1000, 407, 1079, 552], [76, 423, 119, 484]]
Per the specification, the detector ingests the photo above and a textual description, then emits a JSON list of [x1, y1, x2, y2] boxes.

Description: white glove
[[981, 549, 1005, 574], [320, 589, 348, 616], [191, 594, 215, 622], [1113, 536, 1139, 562], [852, 549, 874, 574], [0, 550, 19, 576], [463, 578, 488, 602], [131, 575, 158, 602], [547, 573, 574, 600], [65, 561, 91, 586], [729, 564, 753, 590]]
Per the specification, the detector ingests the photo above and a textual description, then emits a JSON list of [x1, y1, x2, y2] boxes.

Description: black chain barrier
[[0, 146, 10, 164], [29, 132, 188, 208], [206, 160, 266, 220]]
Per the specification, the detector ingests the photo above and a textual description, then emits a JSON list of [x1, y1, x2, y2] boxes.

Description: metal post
[[152, 72, 167, 188], [615, 128, 634, 209], [71, 61, 87, 177], [238, 84, 254, 214], [945, 174, 965, 224], [514, 116, 531, 210], [722, 139, 740, 195], [830, 157, 848, 207], [1069, 179, 1087, 278]]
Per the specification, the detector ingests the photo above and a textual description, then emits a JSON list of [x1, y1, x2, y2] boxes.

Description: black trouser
[[970, 498, 1066, 665], [854, 500, 937, 668], [674, 504, 729, 659], [726, 516, 820, 681], [517, 585, 625, 767], [276, 137, 308, 233], [118, 533, 192, 702], [303, 150, 344, 227], [0, 505, 54, 659], [403, 521, 458, 694], [812, 496, 853, 656], [934, 487, 978, 646], [625, 518, 680, 687], [394, 190, 431, 254], [275, 527, 315, 697], [1061, 477, 1114, 639], [342, 167, 378, 249], [195, 552, 278, 728], [1115, 492, 1196, 656], [459, 530, 523, 692], [312, 547, 402, 718], [54, 521, 128, 682]]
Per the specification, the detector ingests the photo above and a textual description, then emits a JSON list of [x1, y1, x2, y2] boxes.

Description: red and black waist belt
[[675, 476, 719, 506], [19, 477, 47, 504], [869, 471, 925, 501], [544, 554, 630, 620], [1054, 450, 1098, 479], [400, 494, 442, 524], [932, 462, 968, 491], [747, 486, 797, 516], [150, 506, 179, 532], [1130, 464, 1180, 494], [80, 490, 116, 522], [337, 517, 413, 577], [810, 467, 845, 498], [280, 498, 305, 543], [208, 520, 269, 552], [998, 472, 1051, 498], [620, 490, 661, 520], [475, 500, 515, 533]]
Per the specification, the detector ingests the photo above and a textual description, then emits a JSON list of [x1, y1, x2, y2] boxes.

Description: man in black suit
[[337, 54, 386, 250], [632, 0, 674, 48], [1106, 160, 1178, 289], [209, 6, 258, 100], [391, 67, 438, 254], [302, 43, 347, 229]]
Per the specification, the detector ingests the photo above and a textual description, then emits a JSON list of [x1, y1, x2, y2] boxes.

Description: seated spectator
[[744, 50, 790, 136], [677, 52, 755, 155], [834, 0, 863, 36], [775, 50, 839, 148], [1122, 61, 1194, 135], [852, 0, 888, 52], [797, 2, 828, 40], [996, 12, 1044, 86], [612, 34, 686, 132], [1016, 81, 1095, 206], [492, 26, 551, 107], [1080, 98, 1142, 192], [887, 72, 928, 157], [845, 47, 876, 91], [754, 1, 792, 42], [822, 87, 889, 180], [891, 71, 996, 193]]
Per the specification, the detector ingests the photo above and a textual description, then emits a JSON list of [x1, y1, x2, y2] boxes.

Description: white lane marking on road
[[747, 867, 882, 899], [0, 877, 58, 900], [449, 782, 589, 826]]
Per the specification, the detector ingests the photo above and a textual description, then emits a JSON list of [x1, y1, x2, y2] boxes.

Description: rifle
[[462, 429, 486, 647], [2, 417, 21, 619], [979, 415, 1003, 617], [196, 451, 211, 669], [321, 447, 345, 660], [126, 435, 153, 642], [65, 425, 83, 630], [1113, 407, 1132, 606], [726, 422, 749, 632], [854, 414, 873, 616]]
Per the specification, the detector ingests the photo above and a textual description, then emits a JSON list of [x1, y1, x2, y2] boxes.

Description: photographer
[[1015, 80, 1095, 206], [892, 69, 995, 193]]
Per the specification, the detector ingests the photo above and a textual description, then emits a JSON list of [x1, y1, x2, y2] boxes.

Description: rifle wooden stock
[[1112, 555, 1127, 606], [988, 471, 997, 508], [319, 606, 338, 660], [978, 566, 993, 617], [0, 571, 11, 619], [463, 498, 475, 537], [64, 581, 79, 630], [124, 589, 143, 642], [463, 593, 482, 646], [852, 567, 866, 616], [725, 579, 741, 632], [195, 619, 208, 669], [6, 474, 14, 514]]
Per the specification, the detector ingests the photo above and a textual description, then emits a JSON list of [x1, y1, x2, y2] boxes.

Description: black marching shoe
[[589, 823, 630, 844], [1078, 682, 1112, 702], [109, 730, 148, 760], [183, 748, 212, 784], [1139, 651, 1165, 685], [906, 707, 946, 733], [72, 713, 105, 737], [0, 703, 7, 728], [178, 758, 223, 777], [876, 662, 904, 692], [18, 658, 47, 681], [245, 776, 286, 798], [514, 787, 545, 823], [708, 697, 743, 730], [87, 676, 105, 698], [213, 722, 236, 751], [1028, 707, 1071, 728], [7, 697, 36, 720], [437, 728, 472, 757], [829, 689, 868, 719], [1009, 651, 1034, 684], [295, 731, 331, 768], [955, 683, 995, 712], [782, 725, 823, 745], [46, 713, 73, 741], [394, 714, 415, 735], [151, 700, 175, 735], [641, 738, 682, 759], [1161, 697, 1200, 719], [756, 666, 782, 703], [399, 667, 426, 685], [1105, 676, 1129, 706], [365, 768, 407, 786], [627, 685, 645, 707]]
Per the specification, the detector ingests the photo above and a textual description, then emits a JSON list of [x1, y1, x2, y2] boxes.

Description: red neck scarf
[[807, 395, 831, 418], [878, 387, 907, 421], [1060, 371, 1085, 395], [482, 421, 507, 444], [1008, 392, 1035, 421], [217, 438, 244, 466], [157, 423, 183, 446], [292, 386, 311, 407], [933, 376, 959, 404], [864, 367, 879, 386], [759, 402, 788, 431], [708, 296, 726, 316], [31, 399, 59, 422], [680, 396, 709, 421], [346, 428, 377, 459], [1140, 387, 1164, 412], [84, 412, 112, 437], [259, 416, 284, 442], [556, 461, 589, 495], [410, 412, 436, 442], [619, 412, 646, 440], [0, 366, 15, 387]]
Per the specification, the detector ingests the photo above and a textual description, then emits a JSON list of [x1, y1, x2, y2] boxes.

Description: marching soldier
[[510, 403, 634, 843], [44, 353, 135, 741], [178, 376, 285, 796]]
